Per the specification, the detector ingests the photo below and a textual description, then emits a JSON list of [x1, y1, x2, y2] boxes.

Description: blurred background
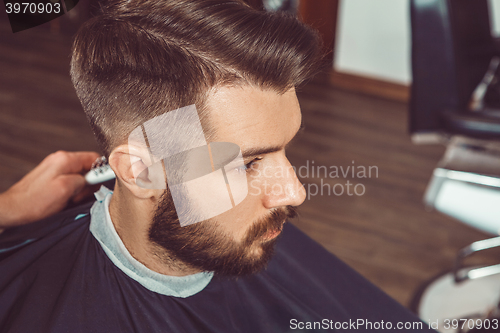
[[2, 0, 500, 321]]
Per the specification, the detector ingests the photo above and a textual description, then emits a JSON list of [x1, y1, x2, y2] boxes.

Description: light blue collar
[[89, 186, 213, 298]]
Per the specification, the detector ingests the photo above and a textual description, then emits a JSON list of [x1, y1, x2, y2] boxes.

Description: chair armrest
[[443, 110, 500, 139]]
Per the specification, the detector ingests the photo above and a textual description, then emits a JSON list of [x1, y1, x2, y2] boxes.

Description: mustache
[[243, 205, 298, 246]]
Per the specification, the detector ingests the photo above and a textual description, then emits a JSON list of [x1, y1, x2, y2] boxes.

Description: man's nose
[[262, 162, 306, 209]]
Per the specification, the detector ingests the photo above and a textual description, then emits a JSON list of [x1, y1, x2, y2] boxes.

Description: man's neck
[[108, 184, 201, 277]]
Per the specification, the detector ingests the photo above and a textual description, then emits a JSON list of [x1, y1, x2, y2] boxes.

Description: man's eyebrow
[[242, 145, 283, 159], [241, 123, 305, 159]]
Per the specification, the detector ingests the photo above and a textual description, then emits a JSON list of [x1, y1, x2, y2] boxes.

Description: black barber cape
[[0, 201, 434, 333]]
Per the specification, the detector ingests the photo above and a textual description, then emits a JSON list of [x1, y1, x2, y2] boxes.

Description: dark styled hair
[[70, 0, 322, 156]]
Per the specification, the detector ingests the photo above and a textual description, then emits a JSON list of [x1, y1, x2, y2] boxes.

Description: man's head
[[149, 86, 305, 276], [70, 0, 322, 276]]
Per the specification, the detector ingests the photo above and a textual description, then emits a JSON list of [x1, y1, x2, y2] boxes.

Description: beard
[[148, 190, 298, 276]]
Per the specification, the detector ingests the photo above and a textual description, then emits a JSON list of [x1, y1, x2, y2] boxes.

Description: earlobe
[[109, 145, 163, 199]]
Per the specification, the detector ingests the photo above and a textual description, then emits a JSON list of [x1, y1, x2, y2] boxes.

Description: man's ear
[[108, 144, 166, 199]]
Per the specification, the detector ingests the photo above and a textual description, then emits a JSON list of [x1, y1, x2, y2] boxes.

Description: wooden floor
[[1, 20, 499, 309]]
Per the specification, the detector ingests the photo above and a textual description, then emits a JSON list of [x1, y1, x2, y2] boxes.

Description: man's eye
[[237, 158, 261, 173]]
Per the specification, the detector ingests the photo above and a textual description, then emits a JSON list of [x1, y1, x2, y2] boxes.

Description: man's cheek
[[249, 179, 262, 196], [170, 171, 234, 227]]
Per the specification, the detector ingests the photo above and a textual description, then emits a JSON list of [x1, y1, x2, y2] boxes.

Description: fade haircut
[[70, 0, 322, 157]]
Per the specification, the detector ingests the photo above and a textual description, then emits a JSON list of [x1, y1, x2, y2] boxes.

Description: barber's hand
[[0, 151, 100, 231]]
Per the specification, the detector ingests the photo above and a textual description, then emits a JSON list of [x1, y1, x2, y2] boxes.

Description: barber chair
[[410, 0, 500, 331]]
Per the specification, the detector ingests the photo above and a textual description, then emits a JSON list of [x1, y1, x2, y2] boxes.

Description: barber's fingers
[[49, 151, 101, 175], [53, 173, 88, 199], [13, 174, 88, 224], [57, 173, 103, 204]]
